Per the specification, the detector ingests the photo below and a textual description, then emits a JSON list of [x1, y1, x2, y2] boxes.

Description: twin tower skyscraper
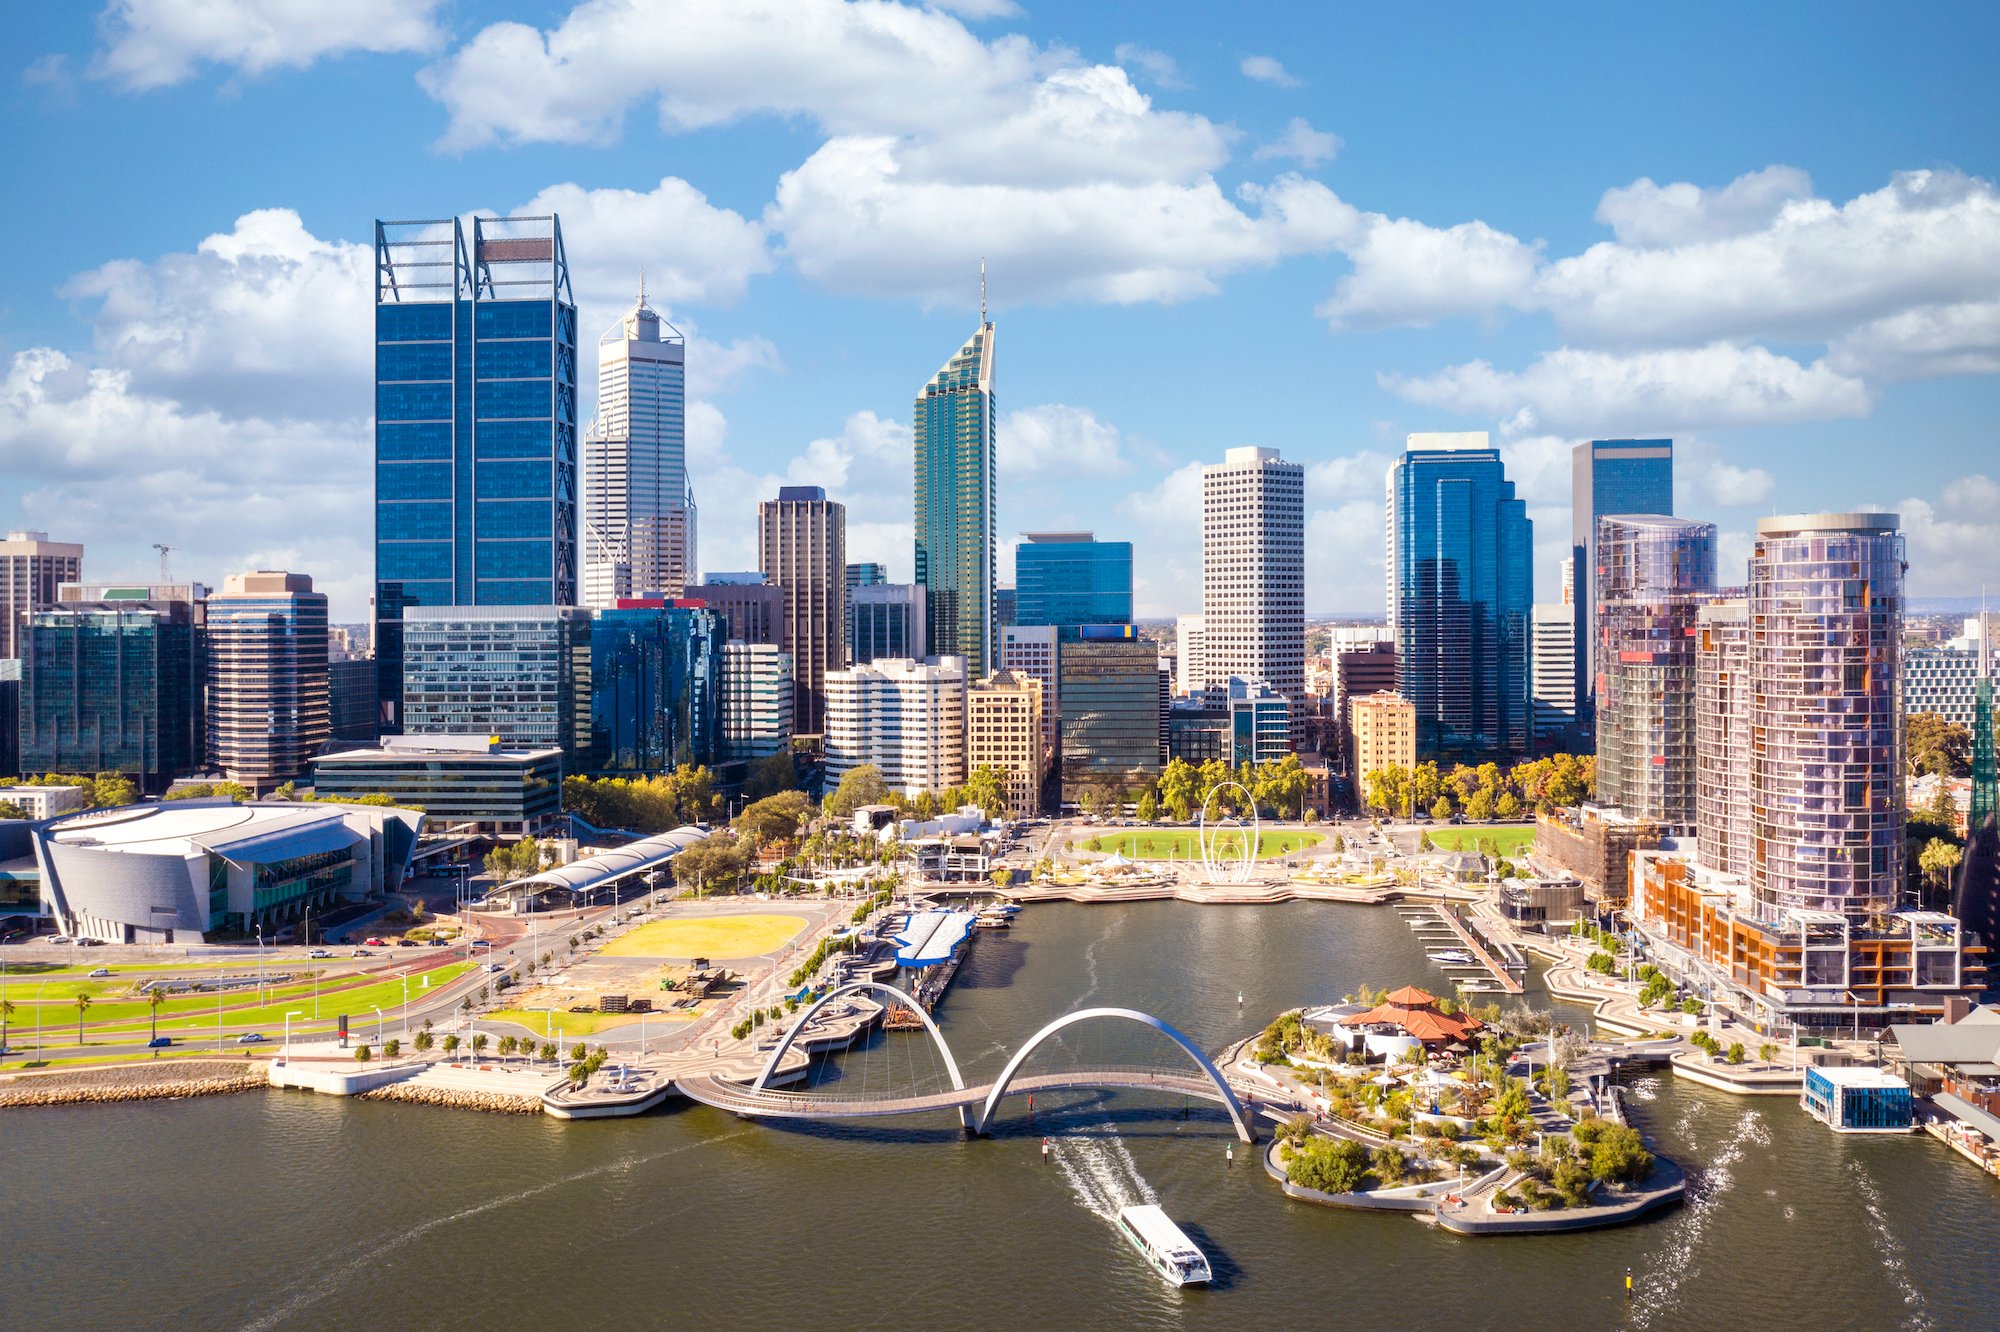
[[372, 211, 1000, 728]]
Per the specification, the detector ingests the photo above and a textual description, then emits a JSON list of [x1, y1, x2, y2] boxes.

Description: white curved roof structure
[[491, 825, 709, 899]]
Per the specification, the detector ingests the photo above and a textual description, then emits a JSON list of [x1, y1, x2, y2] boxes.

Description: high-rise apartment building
[[205, 571, 330, 791], [588, 602, 719, 772], [758, 486, 845, 734], [1334, 640, 1398, 772], [582, 288, 693, 606], [1015, 533, 1132, 630], [1593, 516, 1716, 827], [1174, 613, 1206, 695], [1694, 598, 1750, 879], [1349, 691, 1416, 790], [1530, 604, 1578, 745], [373, 215, 578, 730], [999, 624, 1060, 760], [849, 583, 926, 667], [914, 319, 996, 676], [720, 641, 793, 763], [1387, 432, 1532, 755], [1202, 446, 1304, 744], [400, 606, 592, 766], [824, 656, 966, 798], [1057, 630, 1162, 804], [684, 577, 783, 649], [1571, 439, 1673, 707], [1, 530, 83, 661], [21, 584, 207, 792], [966, 669, 1045, 814]]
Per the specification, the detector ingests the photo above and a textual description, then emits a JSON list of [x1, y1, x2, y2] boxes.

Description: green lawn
[[1081, 828, 1323, 860], [1425, 825, 1537, 856]]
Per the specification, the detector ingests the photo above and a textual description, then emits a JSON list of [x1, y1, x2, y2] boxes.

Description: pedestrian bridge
[[673, 981, 1258, 1143]]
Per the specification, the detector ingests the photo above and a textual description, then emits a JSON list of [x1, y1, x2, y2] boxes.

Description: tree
[[540, 1041, 559, 1062], [74, 993, 92, 1044], [735, 790, 816, 847], [740, 750, 801, 803], [825, 764, 890, 819], [414, 1030, 434, 1052], [89, 772, 138, 809], [1134, 788, 1158, 823], [1920, 838, 1964, 903], [472, 1034, 489, 1056], [1159, 758, 1199, 822], [1287, 1137, 1371, 1194], [1907, 712, 1973, 778], [442, 1034, 460, 1054], [1364, 764, 1409, 816], [1465, 788, 1496, 822], [673, 832, 750, 896], [1429, 796, 1452, 821], [0, 997, 12, 1052], [484, 837, 547, 883], [148, 988, 167, 1042], [384, 1038, 401, 1058], [1495, 791, 1523, 820], [355, 1043, 372, 1063], [1571, 1117, 1653, 1183], [963, 765, 1009, 820], [1370, 1144, 1408, 1187], [0, 800, 29, 820]]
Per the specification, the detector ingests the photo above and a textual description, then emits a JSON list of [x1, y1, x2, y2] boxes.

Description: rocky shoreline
[[358, 1081, 543, 1114], [0, 1060, 270, 1108]]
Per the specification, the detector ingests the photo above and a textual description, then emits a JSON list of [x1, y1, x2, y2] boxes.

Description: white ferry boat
[[1115, 1204, 1212, 1287]]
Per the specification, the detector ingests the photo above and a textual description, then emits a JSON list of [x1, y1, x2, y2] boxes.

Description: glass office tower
[[1015, 532, 1133, 630], [589, 603, 719, 772], [1388, 433, 1533, 755], [373, 215, 578, 731], [914, 319, 996, 676], [1571, 439, 1673, 707]]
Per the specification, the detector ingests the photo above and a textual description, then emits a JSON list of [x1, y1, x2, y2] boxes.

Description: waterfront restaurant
[[1335, 986, 1485, 1059]]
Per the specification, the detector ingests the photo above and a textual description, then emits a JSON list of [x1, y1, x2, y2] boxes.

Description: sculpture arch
[[751, 980, 970, 1130], [973, 1007, 1256, 1143], [1198, 781, 1261, 884]]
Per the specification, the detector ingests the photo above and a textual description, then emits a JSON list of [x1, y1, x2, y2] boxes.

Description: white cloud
[[64, 208, 373, 419], [1239, 55, 1298, 88], [1117, 461, 1203, 616], [1381, 342, 1873, 435], [1252, 117, 1341, 168], [1701, 462, 1775, 508], [1319, 215, 1541, 329], [999, 404, 1129, 476], [1593, 165, 1815, 248], [93, 0, 445, 90], [1113, 42, 1185, 90], [1827, 300, 2000, 380], [518, 176, 772, 316], [926, 0, 1021, 16], [1895, 475, 2000, 597]]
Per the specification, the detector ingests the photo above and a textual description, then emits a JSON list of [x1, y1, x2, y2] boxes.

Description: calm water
[[7, 902, 1996, 1331]]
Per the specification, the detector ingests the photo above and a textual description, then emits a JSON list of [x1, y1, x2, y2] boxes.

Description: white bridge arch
[[752, 980, 971, 1130], [972, 1007, 1256, 1143]]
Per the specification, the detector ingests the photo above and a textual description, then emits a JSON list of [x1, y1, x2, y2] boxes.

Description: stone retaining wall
[[0, 1060, 269, 1108], [358, 1082, 542, 1114]]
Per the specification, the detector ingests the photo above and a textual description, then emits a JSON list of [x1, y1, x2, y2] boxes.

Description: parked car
[[147, 1036, 173, 1049], [236, 1032, 266, 1044], [76, 938, 103, 946]]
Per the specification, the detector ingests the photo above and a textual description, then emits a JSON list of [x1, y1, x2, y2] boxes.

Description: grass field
[[19, 962, 478, 1041], [485, 1008, 692, 1038], [598, 914, 808, 960], [1425, 826, 1536, 856], [1080, 829, 1324, 860]]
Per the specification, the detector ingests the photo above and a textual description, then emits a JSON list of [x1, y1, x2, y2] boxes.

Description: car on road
[[426, 938, 446, 947], [307, 948, 331, 959], [76, 938, 103, 946], [88, 966, 111, 977], [147, 1036, 173, 1048], [236, 1032, 266, 1044], [352, 948, 372, 957], [471, 939, 492, 950], [396, 939, 420, 947], [47, 935, 72, 945], [364, 937, 389, 947], [482, 962, 505, 973]]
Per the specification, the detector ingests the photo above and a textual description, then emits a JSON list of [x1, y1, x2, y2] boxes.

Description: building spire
[[638, 266, 646, 306], [980, 256, 987, 325]]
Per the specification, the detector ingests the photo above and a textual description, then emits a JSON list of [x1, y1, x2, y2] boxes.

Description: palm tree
[[148, 988, 168, 1042], [74, 993, 93, 1045]]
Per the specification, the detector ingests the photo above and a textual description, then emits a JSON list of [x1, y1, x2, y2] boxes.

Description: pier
[[1398, 903, 1523, 994]]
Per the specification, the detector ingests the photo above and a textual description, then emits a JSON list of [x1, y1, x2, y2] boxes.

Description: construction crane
[[152, 543, 175, 583]]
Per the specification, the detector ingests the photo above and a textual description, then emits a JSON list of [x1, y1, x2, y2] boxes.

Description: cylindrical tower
[[1747, 513, 1905, 920]]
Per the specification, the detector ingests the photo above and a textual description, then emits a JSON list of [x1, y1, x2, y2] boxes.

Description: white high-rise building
[[582, 286, 693, 605], [999, 624, 1060, 756], [1174, 613, 1206, 695], [720, 641, 793, 762], [824, 656, 967, 798], [1201, 446, 1304, 743], [1530, 602, 1577, 741]]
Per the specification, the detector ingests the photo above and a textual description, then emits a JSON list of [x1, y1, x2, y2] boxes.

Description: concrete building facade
[[204, 571, 330, 792], [720, 641, 793, 763], [1, 530, 83, 661], [759, 486, 846, 734], [582, 289, 693, 605], [1202, 447, 1304, 743], [966, 669, 1045, 814], [823, 656, 966, 798], [1349, 691, 1417, 789]]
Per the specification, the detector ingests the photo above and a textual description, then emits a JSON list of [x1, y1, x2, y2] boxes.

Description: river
[[6, 901, 1995, 1330]]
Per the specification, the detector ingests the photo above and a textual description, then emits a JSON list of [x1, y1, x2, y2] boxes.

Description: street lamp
[[401, 976, 410, 1037], [371, 1005, 385, 1048], [284, 1010, 303, 1061], [255, 925, 267, 1005]]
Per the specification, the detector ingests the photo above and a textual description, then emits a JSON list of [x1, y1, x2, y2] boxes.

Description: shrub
[[441, 1034, 460, 1054], [539, 1041, 558, 1062], [354, 1044, 372, 1063], [383, 1038, 401, 1059], [414, 1030, 434, 1052], [1586, 952, 1616, 975], [1726, 1041, 1745, 1065], [1286, 1137, 1371, 1194]]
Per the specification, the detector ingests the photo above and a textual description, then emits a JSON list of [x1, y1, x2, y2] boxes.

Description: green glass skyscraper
[[914, 317, 996, 677]]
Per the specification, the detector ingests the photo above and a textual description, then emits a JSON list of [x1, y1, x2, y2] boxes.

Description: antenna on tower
[[639, 266, 646, 305], [980, 256, 987, 324], [152, 543, 174, 583]]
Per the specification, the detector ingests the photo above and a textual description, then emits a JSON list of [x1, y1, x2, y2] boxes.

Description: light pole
[[284, 1010, 303, 1061], [255, 925, 266, 1006], [371, 1005, 385, 1048], [401, 977, 410, 1037]]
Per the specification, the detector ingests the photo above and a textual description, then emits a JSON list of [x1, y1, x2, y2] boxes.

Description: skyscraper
[[1571, 439, 1673, 708], [1015, 532, 1132, 630], [999, 624, 1060, 760], [582, 285, 693, 605], [849, 583, 926, 666], [1388, 433, 1533, 755], [824, 656, 966, 798], [914, 316, 996, 676], [1201, 446, 1304, 744], [400, 606, 592, 767], [1694, 598, 1750, 879], [845, 561, 886, 649], [1530, 603, 1578, 745], [588, 602, 719, 772], [720, 641, 793, 763], [205, 571, 330, 791], [373, 215, 578, 732], [684, 576, 783, 649], [1058, 630, 1163, 805], [1593, 516, 1716, 827], [1, 530, 83, 661], [758, 486, 845, 734]]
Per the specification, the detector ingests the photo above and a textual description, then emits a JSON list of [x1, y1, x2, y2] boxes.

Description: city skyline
[[2, 4, 1998, 621]]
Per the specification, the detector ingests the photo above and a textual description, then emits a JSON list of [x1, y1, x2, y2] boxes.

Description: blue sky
[[3, 1, 1997, 621]]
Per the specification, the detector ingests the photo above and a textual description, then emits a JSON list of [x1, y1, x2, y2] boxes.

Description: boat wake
[[1847, 1159, 1933, 1331], [1629, 1108, 1767, 1329], [237, 1131, 754, 1332], [1049, 1123, 1158, 1221]]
